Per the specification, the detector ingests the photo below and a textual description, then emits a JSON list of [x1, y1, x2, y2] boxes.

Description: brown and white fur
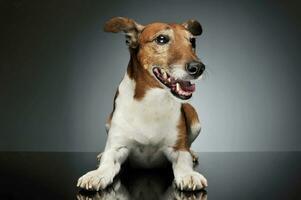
[[77, 17, 207, 192]]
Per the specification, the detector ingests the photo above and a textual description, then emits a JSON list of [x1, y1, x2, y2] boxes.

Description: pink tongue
[[180, 82, 195, 92], [181, 84, 195, 92]]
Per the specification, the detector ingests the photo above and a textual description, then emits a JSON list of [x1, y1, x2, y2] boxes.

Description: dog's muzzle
[[153, 67, 196, 100]]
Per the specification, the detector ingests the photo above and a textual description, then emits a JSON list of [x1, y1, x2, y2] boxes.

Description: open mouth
[[152, 67, 195, 100]]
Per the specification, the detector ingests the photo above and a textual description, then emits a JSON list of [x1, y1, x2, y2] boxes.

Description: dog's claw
[[175, 171, 207, 191], [77, 169, 114, 191]]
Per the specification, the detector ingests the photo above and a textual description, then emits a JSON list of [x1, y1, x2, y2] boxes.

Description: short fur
[[77, 17, 207, 191]]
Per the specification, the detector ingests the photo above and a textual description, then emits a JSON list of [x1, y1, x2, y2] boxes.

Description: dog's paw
[[174, 171, 208, 191], [77, 168, 114, 191]]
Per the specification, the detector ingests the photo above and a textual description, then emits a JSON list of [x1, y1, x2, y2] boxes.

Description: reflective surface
[[0, 152, 300, 199]]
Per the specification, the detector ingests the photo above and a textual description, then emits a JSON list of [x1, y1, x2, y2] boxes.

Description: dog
[[77, 17, 207, 192]]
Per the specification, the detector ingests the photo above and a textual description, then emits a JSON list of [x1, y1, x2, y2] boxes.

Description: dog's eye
[[156, 35, 170, 45], [190, 38, 196, 49]]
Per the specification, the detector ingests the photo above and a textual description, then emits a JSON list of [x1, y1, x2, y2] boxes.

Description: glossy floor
[[0, 152, 300, 200]]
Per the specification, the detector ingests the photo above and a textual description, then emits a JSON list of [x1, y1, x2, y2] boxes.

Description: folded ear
[[104, 17, 144, 48], [182, 19, 202, 36]]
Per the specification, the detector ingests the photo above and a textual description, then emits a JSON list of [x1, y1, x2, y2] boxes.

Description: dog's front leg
[[165, 148, 208, 191], [77, 146, 129, 191]]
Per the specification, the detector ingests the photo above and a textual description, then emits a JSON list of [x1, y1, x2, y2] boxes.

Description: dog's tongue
[[178, 80, 195, 92]]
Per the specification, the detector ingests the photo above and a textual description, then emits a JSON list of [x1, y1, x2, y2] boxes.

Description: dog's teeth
[[185, 91, 191, 96], [167, 77, 171, 82], [176, 83, 180, 92], [162, 71, 167, 79]]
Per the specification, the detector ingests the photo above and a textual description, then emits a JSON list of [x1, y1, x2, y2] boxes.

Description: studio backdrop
[[0, 0, 300, 152]]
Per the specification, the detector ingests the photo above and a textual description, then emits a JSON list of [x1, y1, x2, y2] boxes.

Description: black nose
[[185, 62, 205, 77]]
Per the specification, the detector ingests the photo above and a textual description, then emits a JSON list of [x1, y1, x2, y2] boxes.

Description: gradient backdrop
[[1, 0, 300, 152]]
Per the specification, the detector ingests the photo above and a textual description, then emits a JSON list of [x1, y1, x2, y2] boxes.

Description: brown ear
[[104, 17, 144, 48], [182, 19, 202, 36]]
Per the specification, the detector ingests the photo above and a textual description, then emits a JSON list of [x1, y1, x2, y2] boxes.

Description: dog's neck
[[126, 48, 163, 100]]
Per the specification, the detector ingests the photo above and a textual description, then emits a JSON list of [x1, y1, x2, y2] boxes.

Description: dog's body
[[77, 17, 207, 191], [105, 73, 200, 169]]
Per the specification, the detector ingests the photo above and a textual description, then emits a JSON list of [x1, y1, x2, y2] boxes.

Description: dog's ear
[[104, 17, 144, 48], [182, 19, 202, 36]]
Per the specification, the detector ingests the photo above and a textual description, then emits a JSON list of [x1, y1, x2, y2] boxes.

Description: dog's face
[[104, 17, 205, 100]]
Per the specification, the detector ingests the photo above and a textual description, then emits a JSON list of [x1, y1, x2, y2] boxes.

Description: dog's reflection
[[77, 167, 207, 200]]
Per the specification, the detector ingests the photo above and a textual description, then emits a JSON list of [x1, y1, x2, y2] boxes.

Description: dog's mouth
[[153, 67, 195, 100]]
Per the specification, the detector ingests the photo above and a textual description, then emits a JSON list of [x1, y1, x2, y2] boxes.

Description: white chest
[[107, 74, 183, 167], [114, 75, 180, 143]]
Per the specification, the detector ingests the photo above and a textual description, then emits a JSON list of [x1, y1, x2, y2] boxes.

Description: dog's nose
[[185, 62, 205, 77]]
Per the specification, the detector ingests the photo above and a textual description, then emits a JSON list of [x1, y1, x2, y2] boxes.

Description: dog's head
[[104, 17, 205, 100]]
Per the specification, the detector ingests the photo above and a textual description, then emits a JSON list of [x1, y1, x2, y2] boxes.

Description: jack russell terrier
[[77, 17, 207, 192]]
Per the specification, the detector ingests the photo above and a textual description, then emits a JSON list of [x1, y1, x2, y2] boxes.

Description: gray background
[[0, 0, 300, 152]]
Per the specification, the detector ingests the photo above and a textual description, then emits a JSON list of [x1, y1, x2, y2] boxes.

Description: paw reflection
[[77, 168, 207, 200], [172, 189, 207, 200], [77, 181, 130, 200]]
